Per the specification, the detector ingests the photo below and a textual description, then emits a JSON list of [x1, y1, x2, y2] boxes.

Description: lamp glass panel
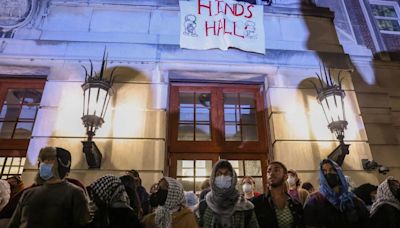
[[86, 87, 108, 117]]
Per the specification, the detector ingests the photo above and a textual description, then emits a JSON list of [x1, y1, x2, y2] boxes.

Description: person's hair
[[268, 161, 288, 173], [288, 169, 301, 187], [127, 169, 140, 178], [6, 176, 22, 184], [302, 182, 314, 191], [120, 175, 141, 213], [200, 179, 210, 190], [241, 176, 256, 185]]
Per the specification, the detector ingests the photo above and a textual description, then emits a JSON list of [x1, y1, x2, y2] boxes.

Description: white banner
[[179, 0, 265, 54]]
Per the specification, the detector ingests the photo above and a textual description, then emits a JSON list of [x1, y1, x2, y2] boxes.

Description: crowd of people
[[0, 146, 399, 228]]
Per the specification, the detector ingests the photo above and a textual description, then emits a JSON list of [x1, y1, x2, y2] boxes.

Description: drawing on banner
[[183, 14, 198, 37], [244, 21, 257, 39]]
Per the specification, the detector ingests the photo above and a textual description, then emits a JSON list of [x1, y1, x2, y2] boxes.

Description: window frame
[[168, 83, 268, 154], [369, 0, 400, 34], [0, 78, 45, 178]]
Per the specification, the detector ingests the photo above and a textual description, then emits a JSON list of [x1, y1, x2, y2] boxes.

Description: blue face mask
[[39, 163, 54, 180]]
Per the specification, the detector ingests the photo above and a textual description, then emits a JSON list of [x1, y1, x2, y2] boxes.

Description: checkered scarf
[[90, 175, 127, 206], [155, 177, 186, 228], [370, 176, 400, 216]]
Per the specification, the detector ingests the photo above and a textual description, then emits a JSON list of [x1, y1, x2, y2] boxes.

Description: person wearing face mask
[[198, 160, 259, 228], [303, 159, 369, 228], [287, 169, 309, 205], [8, 147, 91, 228], [352, 183, 377, 211], [127, 169, 150, 215], [241, 176, 260, 200], [141, 177, 198, 228], [370, 176, 400, 228], [251, 161, 304, 228]]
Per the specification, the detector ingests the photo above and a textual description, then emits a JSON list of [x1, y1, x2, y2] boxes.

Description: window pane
[[196, 108, 210, 123], [179, 92, 194, 108], [23, 89, 43, 104], [224, 93, 239, 108], [177, 160, 194, 176], [229, 160, 244, 176], [19, 105, 38, 120], [224, 108, 239, 123], [13, 122, 33, 139], [178, 124, 194, 141], [0, 157, 5, 165], [253, 177, 264, 193], [0, 105, 21, 121], [245, 160, 262, 176], [9, 166, 19, 175], [240, 93, 255, 108], [4, 89, 25, 105], [12, 158, 22, 166], [371, 4, 397, 17], [242, 125, 258, 141], [195, 160, 212, 176], [377, 19, 400, 31], [195, 124, 211, 141], [240, 108, 256, 124], [177, 177, 194, 191], [0, 122, 16, 138], [179, 107, 194, 122], [196, 93, 211, 108], [225, 124, 241, 141]]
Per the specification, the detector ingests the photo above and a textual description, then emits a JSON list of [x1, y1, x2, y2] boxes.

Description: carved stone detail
[[0, 0, 37, 30]]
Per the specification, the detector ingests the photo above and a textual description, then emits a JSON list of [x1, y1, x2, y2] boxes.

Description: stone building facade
[[0, 0, 397, 190]]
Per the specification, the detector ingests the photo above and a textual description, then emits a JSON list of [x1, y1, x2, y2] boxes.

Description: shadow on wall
[[299, 1, 383, 185]]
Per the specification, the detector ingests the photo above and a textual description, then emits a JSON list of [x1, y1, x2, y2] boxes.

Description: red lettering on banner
[[233, 21, 244, 38], [224, 3, 235, 15], [198, 0, 212, 16], [244, 4, 254, 18], [205, 21, 216, 36], [235, 4, 244, 16], [224, 19, 232, 35]]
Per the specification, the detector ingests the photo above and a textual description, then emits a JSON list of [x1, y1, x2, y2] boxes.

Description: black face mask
[[325, 173, 340, 188], [149, 189, 168, 207]]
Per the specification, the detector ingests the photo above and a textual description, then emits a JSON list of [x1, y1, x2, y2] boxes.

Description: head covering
[[370, 176, 400, 216], [206, 160, 240, 212], [55, 147, 71, 179], [90, 175, 130, 207], [154, 177, 186, 228], [319, 159, 355, 212], [37, 147, 71, 181], [0, 180, 10, 212], [185, 191, 199, 210], [353, 183, 377, 206]]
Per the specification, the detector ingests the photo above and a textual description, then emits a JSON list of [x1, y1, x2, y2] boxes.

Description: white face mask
[[287, 176, 296, 186], [242, 183, 253, 193], [215, 175, 232, 189]]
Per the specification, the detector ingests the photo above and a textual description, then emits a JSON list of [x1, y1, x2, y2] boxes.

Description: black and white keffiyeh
[[90, 175, 127, 206], [154, 177, 186, 228], [370, 176, 400, 216]]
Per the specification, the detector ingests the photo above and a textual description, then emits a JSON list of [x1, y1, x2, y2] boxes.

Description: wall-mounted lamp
[[81, 50, 116, 169], [312, 64, 349, 166]]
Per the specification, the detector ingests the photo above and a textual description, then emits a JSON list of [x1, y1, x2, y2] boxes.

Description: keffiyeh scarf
[[155, 177, 186, 228], [370, 176, 400, 216]]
